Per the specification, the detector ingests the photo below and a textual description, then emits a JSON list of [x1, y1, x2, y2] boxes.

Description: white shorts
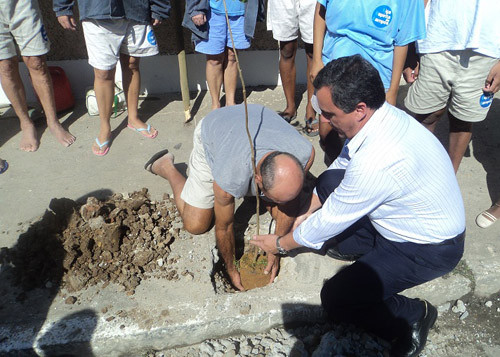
[[82, 19, 159, 71], [180, 120, 215, 209], [405, 50, 499, 123], [0, 0, 49, 60], [266, 0, 316, 44]]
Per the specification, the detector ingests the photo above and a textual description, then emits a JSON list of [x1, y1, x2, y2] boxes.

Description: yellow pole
[[172, 0, 191, 122]]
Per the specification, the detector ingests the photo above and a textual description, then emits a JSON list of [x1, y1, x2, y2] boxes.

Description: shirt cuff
[[293, 225, 324, 250]]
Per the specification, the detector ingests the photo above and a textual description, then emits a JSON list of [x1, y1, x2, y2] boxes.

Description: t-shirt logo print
[[147, 30, 157, 46], [479, 93, 494, 108], [372, 5, 393, 28]]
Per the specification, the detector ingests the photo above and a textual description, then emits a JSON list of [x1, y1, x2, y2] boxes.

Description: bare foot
[[92, 133, 111, 156], [48, 121, 76, 147], [128, 118, 158, 138], [20, 121, 39, 152], [151, 152, 175, 175], [484, 203, 500, 221]]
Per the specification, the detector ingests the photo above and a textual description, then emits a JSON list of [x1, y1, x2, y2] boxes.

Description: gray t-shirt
[[201, 104, 313, 198]]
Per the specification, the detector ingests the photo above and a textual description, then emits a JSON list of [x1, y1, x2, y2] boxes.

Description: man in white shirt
[[251, 55, 466, 357], [404, 0, 500, 173]]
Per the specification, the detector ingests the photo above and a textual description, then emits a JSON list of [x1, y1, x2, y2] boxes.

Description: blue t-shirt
[[318, 0, 426, 89], [210, 0, 245, 16]]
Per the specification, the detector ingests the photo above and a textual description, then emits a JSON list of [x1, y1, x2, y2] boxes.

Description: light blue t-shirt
[[210, 0, 245, 16], [318, 0, 426, 89]]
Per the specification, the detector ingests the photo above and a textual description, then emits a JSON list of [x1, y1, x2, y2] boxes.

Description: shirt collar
[[344, 102, 389, 160]]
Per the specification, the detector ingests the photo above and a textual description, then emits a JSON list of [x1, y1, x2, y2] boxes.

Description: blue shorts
[[195, 10, 251, 55]]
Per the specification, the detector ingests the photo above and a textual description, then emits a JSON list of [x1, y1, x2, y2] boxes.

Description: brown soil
[[0, 189, 180, 297], [239, 251, 269, 290]]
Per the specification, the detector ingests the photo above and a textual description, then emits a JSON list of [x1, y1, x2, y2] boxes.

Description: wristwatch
[[275, 236, 288, 255]]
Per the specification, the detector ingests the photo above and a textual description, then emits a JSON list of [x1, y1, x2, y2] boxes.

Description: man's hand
[[264, 253, 280, 284], [251, 234, 279, 254], [152, 19, 162, 27], [192, 14, 207, 26], [57, 15, 77, 31], [484, 61, 500, 94], [227, 267, 245, 291]]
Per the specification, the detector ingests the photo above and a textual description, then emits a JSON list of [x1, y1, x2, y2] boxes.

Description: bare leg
[[415, 107, 446, 134], [223, 47, 238, 106], [93, 67, 115, 154], [24, 55, 75, 147], [448, 113, 472, 173], [279, 40, 298, 117], [120, 54, 157, 136], [0, 56, 38, 151], [150, 153, 213, 233], [206, 53, 225, 110]]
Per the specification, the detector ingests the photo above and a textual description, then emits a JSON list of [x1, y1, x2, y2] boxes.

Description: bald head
[[259, 152, 305, 204]]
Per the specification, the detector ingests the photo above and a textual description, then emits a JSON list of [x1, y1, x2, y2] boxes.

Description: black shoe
[[391, 299, 438, 357], [325, 246, 362, 261]]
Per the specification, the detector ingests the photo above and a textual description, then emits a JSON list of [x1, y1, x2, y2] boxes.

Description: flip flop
[[92, 138, 110, 156], [476, 203, 500, 228], [303, 117, 319, 137], [277, 111, 298, 124], [144, 149, 171, 175], [127, 123, 158, 139], [0, 160, 8, 174]]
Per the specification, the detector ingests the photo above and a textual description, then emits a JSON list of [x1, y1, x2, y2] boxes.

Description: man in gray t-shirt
[[145, 104, 315, 291]]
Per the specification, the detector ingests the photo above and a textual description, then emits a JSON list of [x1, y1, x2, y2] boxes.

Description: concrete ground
[[0, 84, 499, 355]]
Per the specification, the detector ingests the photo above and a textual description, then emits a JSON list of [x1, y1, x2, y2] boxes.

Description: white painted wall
[[0, 49, 311, 104]]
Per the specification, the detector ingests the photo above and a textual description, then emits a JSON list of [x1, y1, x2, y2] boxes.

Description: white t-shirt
[[417, 0, 500, 58]]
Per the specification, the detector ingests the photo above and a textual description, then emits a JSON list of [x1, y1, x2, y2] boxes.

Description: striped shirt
[[294, 103, 466, 249]]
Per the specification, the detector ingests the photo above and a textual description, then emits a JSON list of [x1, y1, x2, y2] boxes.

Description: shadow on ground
[[0, 190, 112, 354]]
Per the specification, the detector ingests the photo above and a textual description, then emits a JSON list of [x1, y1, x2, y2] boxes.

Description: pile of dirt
[[0, 189, 180, 296]]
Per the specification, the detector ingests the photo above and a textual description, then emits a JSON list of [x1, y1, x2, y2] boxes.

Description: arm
[[252, 192, 322, 257], [310, 3, 327, 83], [483, 61, 500, 94], [53, 0, 77, 31], [150, 0, 171, 25], [386, 45, 408, 105], [402, 42, 420, 84], [213, 182, 244, 291]]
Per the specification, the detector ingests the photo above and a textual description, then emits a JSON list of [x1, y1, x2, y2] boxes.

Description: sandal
[[144, 149, 170, 175], [92, 138, 110, 156], [277, 111, 297, 124], [303, 117, 319, 137], [476, 203, 500, 228], [0, 159, 8, 174]]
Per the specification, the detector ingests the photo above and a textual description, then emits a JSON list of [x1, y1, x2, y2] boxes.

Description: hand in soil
[[264, 254, 280, 284], [228, 269, 245, 291]]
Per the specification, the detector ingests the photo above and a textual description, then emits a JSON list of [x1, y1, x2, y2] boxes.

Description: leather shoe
[[325, 245, 362, 261], [391, 299, 438, 357]]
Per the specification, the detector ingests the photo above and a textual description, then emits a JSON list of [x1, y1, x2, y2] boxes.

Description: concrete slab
[[0, 83, 499, 355]]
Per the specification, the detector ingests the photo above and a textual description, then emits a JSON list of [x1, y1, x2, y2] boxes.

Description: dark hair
[[313, 55, 385, 113], [261, 151, 304, 191]]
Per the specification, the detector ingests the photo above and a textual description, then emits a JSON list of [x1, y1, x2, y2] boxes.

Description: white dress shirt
[[294, 103, 466, 249]]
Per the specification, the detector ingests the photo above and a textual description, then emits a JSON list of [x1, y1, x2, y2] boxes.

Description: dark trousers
[[317, 169, 465, 341]]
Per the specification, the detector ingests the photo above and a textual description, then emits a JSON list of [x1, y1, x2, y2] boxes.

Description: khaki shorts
[[82, 19, 159, 71], [180, 120, 215, 209], [405, 50, 498, 123], [266, 0, 316, 44], [0, 0, 49, 60]]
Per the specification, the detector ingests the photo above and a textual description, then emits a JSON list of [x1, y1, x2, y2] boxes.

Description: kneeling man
[[146, 104, 315, 291], [252, 55, 465, 357]]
